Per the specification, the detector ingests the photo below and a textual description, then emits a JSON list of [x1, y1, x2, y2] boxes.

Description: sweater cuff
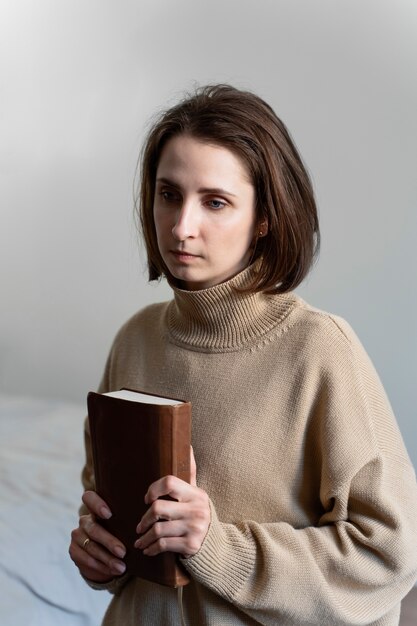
[[181, 499, 256, 600], [82, 571, 130, 595]]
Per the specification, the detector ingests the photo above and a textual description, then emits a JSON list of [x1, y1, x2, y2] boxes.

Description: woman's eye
[[160, 190, 180, 203], [207, 199, 226, 210]]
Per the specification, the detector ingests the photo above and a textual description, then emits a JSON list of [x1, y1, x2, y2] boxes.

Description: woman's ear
[[257, 218, 269, 238]]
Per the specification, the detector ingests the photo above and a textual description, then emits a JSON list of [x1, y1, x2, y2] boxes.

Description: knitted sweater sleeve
[[181, 316, 417, 625]]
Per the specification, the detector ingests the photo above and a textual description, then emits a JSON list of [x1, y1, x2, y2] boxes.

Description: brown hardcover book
[[87, 388, 191, 588]]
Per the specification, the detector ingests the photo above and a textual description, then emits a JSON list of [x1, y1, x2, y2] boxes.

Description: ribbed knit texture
[[80, 266, 417, 625], [167, 265, 299, 352]]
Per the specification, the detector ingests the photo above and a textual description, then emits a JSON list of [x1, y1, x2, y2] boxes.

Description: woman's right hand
[[69, 490, 127, 582]]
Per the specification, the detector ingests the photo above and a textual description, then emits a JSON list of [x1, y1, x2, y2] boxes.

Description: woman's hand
[[69, 491, 127, 582], [134, 447, 210, 558]]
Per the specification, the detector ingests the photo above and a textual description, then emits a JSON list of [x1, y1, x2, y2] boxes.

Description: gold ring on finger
[[83, 537, 90, 549]]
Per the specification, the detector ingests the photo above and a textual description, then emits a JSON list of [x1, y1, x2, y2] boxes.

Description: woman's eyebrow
[[198, 186, 237, 197], [156, 177, 181, 188], [156, 177, 237, 197]]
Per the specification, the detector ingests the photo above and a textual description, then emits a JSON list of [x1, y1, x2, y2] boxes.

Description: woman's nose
[[171, 202, 199, 241]]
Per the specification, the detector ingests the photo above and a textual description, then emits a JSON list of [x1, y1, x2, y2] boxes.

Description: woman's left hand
[[134, 447, 210, 558]]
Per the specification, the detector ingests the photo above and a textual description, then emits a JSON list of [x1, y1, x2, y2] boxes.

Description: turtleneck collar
[[165, 264, 300, 352]]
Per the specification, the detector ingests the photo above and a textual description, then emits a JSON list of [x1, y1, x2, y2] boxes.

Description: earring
[[258, 220, 268, 237]]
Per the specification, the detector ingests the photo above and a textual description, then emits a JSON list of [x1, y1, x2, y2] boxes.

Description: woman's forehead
[[156, 135, 253, 188]]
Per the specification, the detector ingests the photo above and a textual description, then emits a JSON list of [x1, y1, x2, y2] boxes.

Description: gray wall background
[[1, 0, 416, 468]]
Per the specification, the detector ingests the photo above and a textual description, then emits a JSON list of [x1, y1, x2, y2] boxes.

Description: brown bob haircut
[[139, 84, 320, 294]]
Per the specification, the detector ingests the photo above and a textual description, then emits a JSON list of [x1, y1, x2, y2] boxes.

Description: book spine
[[158, 405, 191, 587], [172, 405, 191, 484], [158, 405, 191, 482]]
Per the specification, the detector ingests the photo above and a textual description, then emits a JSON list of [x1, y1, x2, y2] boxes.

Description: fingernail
[[114, 546, 125, 558], [135, 538, 143, 549], [113, 562, 126, 574], [100, 506, 112, 519]]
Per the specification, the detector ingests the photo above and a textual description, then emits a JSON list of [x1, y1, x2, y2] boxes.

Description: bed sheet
[[0, 395, 110, 626]]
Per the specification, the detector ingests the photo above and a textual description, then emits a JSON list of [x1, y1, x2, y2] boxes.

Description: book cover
[[87, 388, 192, 587]]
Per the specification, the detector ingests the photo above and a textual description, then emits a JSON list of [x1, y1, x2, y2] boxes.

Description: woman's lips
[[170, 250, 200, 261]]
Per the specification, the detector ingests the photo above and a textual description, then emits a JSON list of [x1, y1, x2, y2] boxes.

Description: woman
[[69, 85, 417, 625]]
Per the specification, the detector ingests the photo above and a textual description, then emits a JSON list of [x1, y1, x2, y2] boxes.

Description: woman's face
[[153, 134, 258, 291]]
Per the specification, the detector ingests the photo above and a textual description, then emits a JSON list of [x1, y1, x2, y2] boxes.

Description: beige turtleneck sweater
[[80, 266, 417, 625]]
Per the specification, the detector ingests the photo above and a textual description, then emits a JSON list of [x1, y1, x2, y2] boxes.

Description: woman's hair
[[138, 84, 320, 294]]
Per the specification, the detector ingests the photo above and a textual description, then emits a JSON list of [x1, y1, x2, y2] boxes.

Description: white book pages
[[104, 390, 184, 406]]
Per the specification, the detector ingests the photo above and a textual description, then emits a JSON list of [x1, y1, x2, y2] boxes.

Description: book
[[87, 388, 192, 588]]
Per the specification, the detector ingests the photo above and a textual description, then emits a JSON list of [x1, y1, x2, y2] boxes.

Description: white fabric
[[0, 395, 109, 626]]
